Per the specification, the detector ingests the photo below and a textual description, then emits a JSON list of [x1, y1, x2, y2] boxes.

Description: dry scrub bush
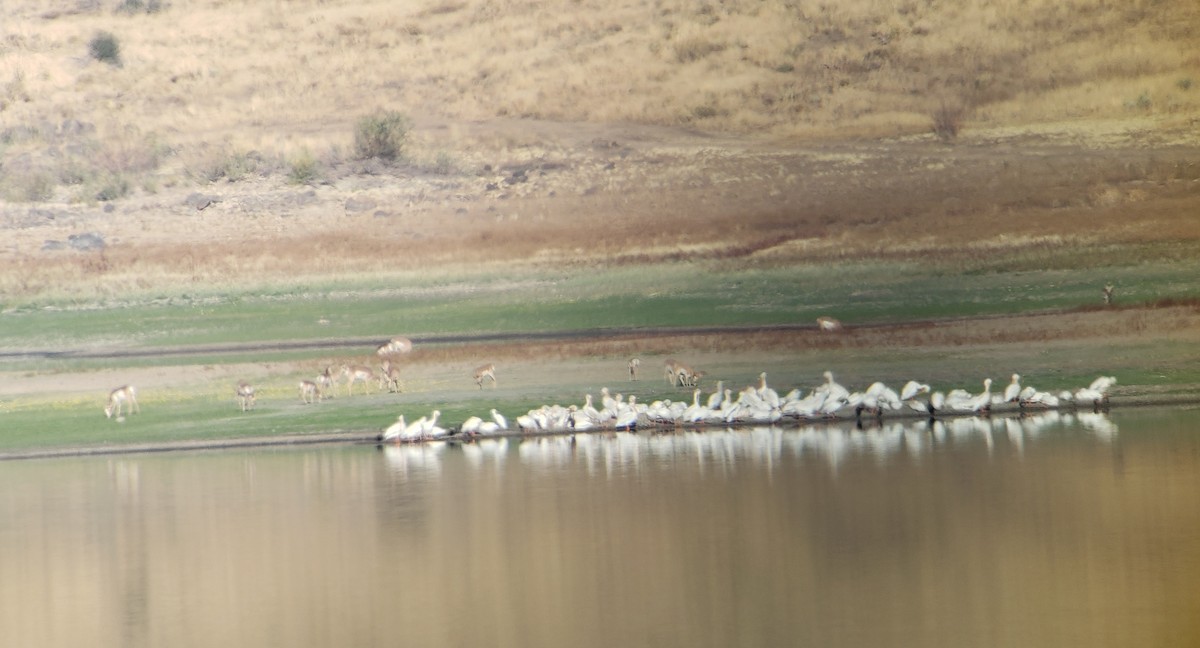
[[354, 111, 411, 162], [931, 102, 965, 141]]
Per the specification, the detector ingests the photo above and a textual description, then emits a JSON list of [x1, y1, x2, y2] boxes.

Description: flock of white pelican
[[380, 410, 1119, 478], [380, 370, 1118, 443]]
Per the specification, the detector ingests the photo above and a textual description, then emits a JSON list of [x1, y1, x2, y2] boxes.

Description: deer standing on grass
[[1103, 283, 1115, 306], [235, 381, 256, 412], [474, 363, 497, 389], [299, 380, 321, 404], [673, 362, 701, 387], [340, 364, 375, 396], [317, 366, 336, 398], [379, 359, 404, 393], [628, 358, 641, 381], [664, 359, 680, 385], [817, 316, 844, 332], [105, 385, 139, 419]]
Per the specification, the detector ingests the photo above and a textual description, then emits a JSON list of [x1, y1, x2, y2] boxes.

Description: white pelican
[[927, 391, 945, 415], [899, 381, 929, 402], [419, 410, 442, 437], [460, 416, 483, 436], [757, 373, 780, 408], [477, 421, 502, 435], [614, 405, 639, 431], [865, 382, 902, 412], [382, 415, 407, 442], [968, 378, 994, 413], [490, 408, 508, 430], [1003, 374, 1022, 403], [1073, 387, 1106, 408], [1088, 376, 1117, 394], [818, 371, 850, 402], [516, 413, 539, 433]]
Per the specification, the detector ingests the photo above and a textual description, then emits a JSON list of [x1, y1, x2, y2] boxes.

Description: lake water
[[2, 407, 1198, 648]]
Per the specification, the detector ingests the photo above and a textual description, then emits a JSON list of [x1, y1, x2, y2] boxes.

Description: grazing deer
[[474, 363, 497, 389], [105, 385, 139, 419], [664, 359, 680, 385], [340, 364, 375, 396], [379, 359, 404, 393], [235, 381, 256, 412], [316, 366, 336, 398], [299, 380, 321, 404], [673, 362, 700, 387], [816, 316, 844, 332], [376, 336, 414, 357], [681, 369, 706, 388], [628, 357, 641, 381], [1103, 283, 1115, 306]]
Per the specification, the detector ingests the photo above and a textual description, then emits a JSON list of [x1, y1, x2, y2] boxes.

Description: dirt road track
[[0, 310, 1092, 361]]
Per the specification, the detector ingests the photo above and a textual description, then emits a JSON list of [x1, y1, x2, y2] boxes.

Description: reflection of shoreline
[[0, 403, 1134, 463]]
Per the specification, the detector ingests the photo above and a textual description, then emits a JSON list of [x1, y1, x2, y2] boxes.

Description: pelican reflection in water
[[435, 410, 1116, 477]]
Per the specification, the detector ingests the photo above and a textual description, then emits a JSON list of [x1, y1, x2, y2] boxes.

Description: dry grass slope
[[3, 0, 1198, 184], [1, 0, 1198, 302]]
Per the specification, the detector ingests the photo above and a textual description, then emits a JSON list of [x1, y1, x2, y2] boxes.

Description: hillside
[[1, 0, 1199, 302]]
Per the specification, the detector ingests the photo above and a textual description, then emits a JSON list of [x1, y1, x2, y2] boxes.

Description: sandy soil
[[5, 118, 1199, 281]]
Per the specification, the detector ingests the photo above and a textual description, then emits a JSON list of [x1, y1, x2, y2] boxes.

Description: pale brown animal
[[299, 380, 321, 404], [379, 360, 404, 393], [473, 363, 497, 389], [376, 336, 414, 357], [235, 381, 256, 412], [105, 385, 139, 419], [816, 316, 844, 332], [340, 364, 375, 396]]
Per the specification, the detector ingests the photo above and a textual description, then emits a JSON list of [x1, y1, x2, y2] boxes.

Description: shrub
[[89, 31, 122, 67], [673, 36, 725, 63], [1178, 78, 1193, 91], [288, 150, 320, 185], [353, 111, 411, 162], [931, 102, 964, 142], [116, 0, 165, 14], [197, 149, 262, 183], [96, 175, 131, 202], [3, 172, 56, 202]]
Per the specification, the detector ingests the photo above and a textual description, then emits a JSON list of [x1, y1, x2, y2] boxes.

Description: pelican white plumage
[[613, 404, 639, 430], [491, 408, 508, 430], [460, 416, 483, 436], [865, 382, 902, 412], [1003, 374, 1022, 403], [1073, 387, 1106, 408], [382, 414, 407, 442], [899, 380, 930, 402], [1088, 376, 1117, 394], [757, 373, 780, 408], [419, 410, 442, 437], [969, 378, 994, 413], [682, 388, 706, 424], [1017, 385, 1038, 404], [570, 410, 597, 431], [818, 371, 851, 402], [1025, 390, 1060, 408], [927, 391, 945, 415], [516, 413, 539, 433]]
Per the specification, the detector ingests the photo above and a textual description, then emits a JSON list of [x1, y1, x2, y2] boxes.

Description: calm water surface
[[2, 407, 1199, 647]]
